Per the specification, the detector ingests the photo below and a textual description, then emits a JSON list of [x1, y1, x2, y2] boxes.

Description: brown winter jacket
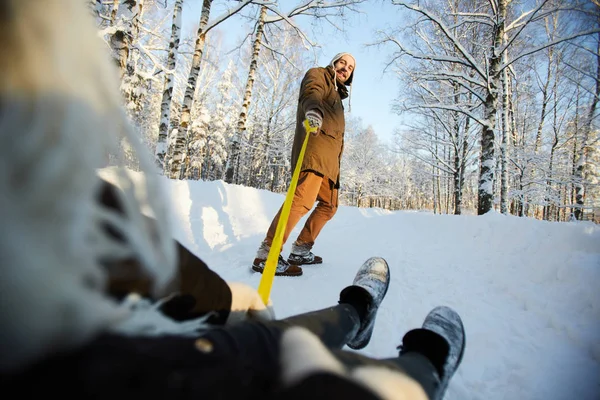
[[291, 66, 349, 188]]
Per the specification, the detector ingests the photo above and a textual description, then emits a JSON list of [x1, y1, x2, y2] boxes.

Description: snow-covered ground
[[158, 175, 599, 400]]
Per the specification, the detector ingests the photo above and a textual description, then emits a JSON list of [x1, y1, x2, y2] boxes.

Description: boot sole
[[287, 259, 323, 266], [251, 265, 303, 277]]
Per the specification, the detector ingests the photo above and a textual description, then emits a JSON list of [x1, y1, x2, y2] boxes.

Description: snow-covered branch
[[260, 41, 303, 72], [453, 11, 495, 27], [391, 1, 488, 81], [503, 29, 600, 72], [378, 33, 484, 77], [203, 0, 259, 34], [265, 0, 364, 22], [403, 102, 489, 129], [414, 70, 486, 92]]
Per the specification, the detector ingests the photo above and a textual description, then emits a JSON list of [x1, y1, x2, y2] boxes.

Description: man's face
[[333, 55, 355, 84]]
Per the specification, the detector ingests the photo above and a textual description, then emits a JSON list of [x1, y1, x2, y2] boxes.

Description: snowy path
[[164, 178, 600, 400]]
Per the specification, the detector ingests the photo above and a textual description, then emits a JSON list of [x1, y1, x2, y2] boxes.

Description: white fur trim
[[111, 294, 212, 337], [0, 0, 176, 372]]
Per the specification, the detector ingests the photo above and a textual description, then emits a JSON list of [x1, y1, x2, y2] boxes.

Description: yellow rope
[[258, 120, 316, 304]]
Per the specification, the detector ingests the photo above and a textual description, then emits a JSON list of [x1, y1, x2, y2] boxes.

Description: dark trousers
[[201, 303, 440, 399], [1, 304, 440, 400]]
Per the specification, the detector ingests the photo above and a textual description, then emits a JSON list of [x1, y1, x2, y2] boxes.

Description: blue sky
[[180, 1, 406, 144]]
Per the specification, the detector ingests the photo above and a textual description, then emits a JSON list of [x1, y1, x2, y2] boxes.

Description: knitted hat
[[330, 52, 356, 86]]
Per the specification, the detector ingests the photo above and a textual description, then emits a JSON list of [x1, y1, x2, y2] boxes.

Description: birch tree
[[167, 0, 212, 179], [155, 0, 183, 168], [386, 0, 481, 215], [167, 0, 262, 179], [225, 5, 268, 184], [574, 31, 600, 220], [382, 0, 599, 215]]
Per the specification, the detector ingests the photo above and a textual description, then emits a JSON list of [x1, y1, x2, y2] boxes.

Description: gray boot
[[400, 306, 465, 400]]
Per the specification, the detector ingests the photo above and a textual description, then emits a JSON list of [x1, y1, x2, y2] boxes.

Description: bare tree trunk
[[534, 48, 553, 154], [544, 62, 561, 221], [432, 162, 437, 214], [450, 0, 462, 216], [477, 0, 506, 215], [571, 136, 578, 219], [457, 86, 473, 215], [458, 115, 470, 215], [117, 0, 145, 117], [453, 125, 461, 214], [560, 183, 567, 221], [155, 0, 183, 168], [545, 133, 559, 220], [500, 40, 512, 215], [508, 77, 524, 216], [574, 33, 600, 220], [453, 145, 461, 214], [433, 124, 440, 214], [445, 144, 451, 213], [168, 0, 212, 179], [225, 5, 268, 184]]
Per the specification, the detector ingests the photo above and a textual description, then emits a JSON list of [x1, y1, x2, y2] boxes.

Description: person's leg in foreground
[[206, 257, 390, 368], [2, 255, 464, 400], [278, 306, 465, 400], [212, 255, 466, 399]]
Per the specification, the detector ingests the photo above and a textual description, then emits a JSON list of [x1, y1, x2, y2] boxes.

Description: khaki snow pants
[[264, 171, 338, 252]]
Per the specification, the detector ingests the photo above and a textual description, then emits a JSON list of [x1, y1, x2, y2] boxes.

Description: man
[[252, 52, 356, 277]]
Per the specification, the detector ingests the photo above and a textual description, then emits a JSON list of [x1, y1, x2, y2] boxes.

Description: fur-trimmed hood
[[0, 0, 181, 372]]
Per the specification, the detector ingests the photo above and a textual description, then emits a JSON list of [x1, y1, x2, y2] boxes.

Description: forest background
[[93, 0, 600, 222]]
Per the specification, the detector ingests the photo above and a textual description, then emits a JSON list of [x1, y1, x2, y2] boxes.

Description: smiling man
[[252, 53, 356, 276]]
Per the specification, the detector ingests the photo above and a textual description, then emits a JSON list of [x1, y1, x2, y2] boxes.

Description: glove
[[305, 109, 323, 135], [280, 327, 429, 400], [226, 282, 275, 325]]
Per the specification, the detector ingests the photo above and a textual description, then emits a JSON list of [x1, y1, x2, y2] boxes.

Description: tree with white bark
[[166, 0, 276, 180], [155, 0, 183, 168], [380, 0, 599, 215]]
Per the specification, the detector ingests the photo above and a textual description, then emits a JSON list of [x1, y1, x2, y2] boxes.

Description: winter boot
[[338, 257, 390, 350], [288, 241, 323, 265], [399, 306, 465, 400], [252, 255, 303, 277], [287, 251, 323, 265]]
